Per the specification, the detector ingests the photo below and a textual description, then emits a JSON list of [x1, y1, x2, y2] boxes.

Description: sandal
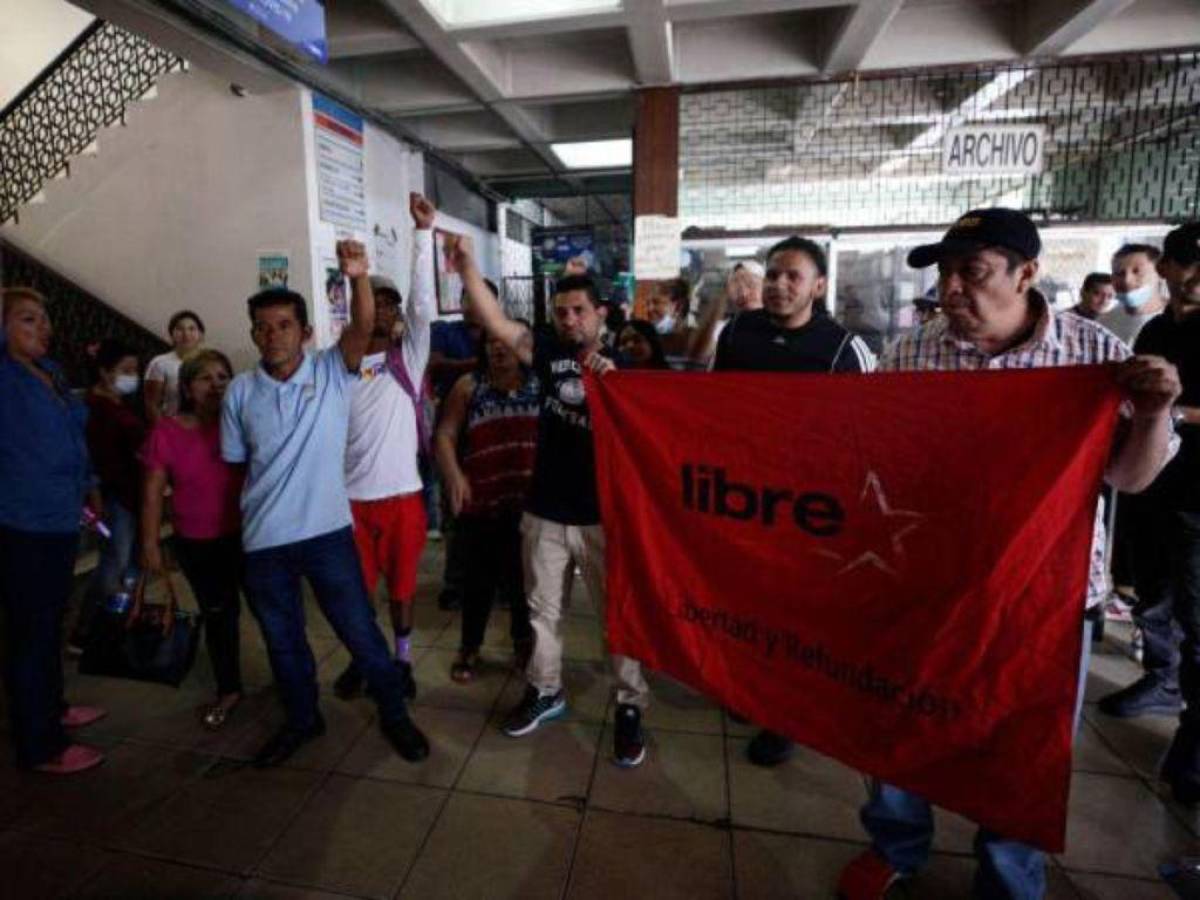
[[199, 696, 240, 731], [450, 651, 480, 683]]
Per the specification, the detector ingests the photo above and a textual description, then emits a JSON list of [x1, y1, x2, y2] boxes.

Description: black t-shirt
[[1134, 311, 1200, 511], [714, 309, 874, 373], [526, 332, 611, 525]]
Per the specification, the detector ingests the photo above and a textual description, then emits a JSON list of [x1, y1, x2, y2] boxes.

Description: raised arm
[[687, 289, 730, 365], [449, 238, 532, 367], [434, 373, 474, 516], [336, 239, 375, 372], [404, 193, 438, 376]]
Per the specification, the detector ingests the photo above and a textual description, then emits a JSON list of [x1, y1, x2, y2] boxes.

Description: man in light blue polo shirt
[[222, 239, 430, 767]]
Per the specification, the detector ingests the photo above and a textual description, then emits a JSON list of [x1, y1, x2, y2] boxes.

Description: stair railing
[[0, 20, 185, 225]]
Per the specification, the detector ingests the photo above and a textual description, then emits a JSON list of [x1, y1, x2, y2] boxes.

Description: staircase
[[0, 20, 185, 226], [0, 19, 185, 383], [1, 238, 168, 387]]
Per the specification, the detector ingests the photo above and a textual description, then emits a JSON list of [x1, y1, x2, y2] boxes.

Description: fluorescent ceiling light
[[551, 139, 632, 170], [426, 0, 620, 27]]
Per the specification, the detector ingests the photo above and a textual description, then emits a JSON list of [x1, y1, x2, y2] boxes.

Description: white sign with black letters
[[942, 125, 1046, 176]]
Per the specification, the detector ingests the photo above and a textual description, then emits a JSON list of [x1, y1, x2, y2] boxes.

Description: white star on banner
[[812, 471, 925, 579]]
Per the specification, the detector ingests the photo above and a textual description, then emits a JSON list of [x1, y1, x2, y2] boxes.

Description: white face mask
[[113, 374, 139, 396], [1117, 283, 1155, 311], [654, 314, 676, 335]]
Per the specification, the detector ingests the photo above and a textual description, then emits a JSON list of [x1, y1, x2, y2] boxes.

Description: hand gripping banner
[[586, 366, 1122, 851]]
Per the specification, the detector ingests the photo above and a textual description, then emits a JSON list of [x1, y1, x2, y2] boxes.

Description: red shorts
[[350, 492, 427, 604]]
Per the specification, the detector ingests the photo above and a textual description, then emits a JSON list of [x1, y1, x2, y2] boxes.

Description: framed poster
[[434, 228, 465, 315], [257, 252, 289, 290]]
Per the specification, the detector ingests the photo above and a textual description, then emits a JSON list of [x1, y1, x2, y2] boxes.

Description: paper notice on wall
[[257, 252, 289, 290], [323, 255, 349, 343], [634, 215, 682, 279], [373, 224, 400, 283], [313, 93, 367, 232]]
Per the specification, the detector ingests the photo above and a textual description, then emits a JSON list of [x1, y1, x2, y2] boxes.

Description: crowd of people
[[0, 195, 1198, 899]]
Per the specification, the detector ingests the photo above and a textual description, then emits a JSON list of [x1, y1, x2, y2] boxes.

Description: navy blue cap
[[908, 208, 1041, 269]]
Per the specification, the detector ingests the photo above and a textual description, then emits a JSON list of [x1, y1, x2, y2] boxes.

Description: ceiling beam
[[667, 0, 840, 23], [378, 0, 563, 174], [327, 30, 423, 59], [624, 0, 674, 85], [444, 11, 627, 42], [1023, 0, 1138, 58], [822, 0, 904, 75]]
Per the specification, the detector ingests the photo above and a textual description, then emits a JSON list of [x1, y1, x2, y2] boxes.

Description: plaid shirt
[[880, 292, 1173, 608]]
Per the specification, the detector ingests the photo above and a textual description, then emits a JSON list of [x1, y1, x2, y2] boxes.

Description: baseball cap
[[908, 208, 1041, 269], [1162, 222, 1200, 266], [369, 274, 401, 300], [733, 260, 765, 279]]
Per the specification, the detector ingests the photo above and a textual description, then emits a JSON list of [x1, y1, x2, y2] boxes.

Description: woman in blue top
[[0, 288, 107, 774]]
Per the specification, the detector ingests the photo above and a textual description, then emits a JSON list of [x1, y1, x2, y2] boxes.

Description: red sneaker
[[837, 850, 903, 900], [33, 744, 105, 775], [61, 705, 107, 728]]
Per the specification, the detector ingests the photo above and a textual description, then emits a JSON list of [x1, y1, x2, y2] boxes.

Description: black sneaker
[[613, 703, 646, 768], [252, 714, 326, 768], [381, 716, 430, 762], [502, 686, 566, 737], [747, 729, 794, 767], [333, 662, 363, 700], [1098, 676, 1182, 718]]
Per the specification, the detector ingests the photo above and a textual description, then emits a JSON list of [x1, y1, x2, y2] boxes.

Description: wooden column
[[632, 86, 680, 319]]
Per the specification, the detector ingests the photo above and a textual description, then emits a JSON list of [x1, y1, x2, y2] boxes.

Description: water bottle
[[106, 591, 132, 615]]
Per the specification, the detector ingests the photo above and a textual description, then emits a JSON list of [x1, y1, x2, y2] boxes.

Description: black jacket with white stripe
[[713, 308, 875, 374]]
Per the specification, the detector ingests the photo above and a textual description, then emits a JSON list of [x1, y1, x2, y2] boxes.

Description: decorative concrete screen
[[679, 53, 1200, 231]]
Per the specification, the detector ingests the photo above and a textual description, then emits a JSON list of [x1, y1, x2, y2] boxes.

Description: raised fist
[[410, 193, 436, 230], [443, 234, 474, 274], [337, 239, 368, 278]]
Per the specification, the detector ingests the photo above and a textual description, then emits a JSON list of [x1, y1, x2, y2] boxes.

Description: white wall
[[301, 98, 503, 342], [3, 65, 509, 362], [0, 0, 93, 109], [2, 67, 312, 370]]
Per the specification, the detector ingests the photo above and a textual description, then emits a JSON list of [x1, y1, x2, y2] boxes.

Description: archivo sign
[[942, 125, 1046, 176]]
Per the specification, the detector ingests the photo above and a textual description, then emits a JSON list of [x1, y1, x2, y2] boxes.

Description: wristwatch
[[1172, 407, 1187, 428]]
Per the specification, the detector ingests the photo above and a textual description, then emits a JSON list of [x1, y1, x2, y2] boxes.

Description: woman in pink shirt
[[141, 349, 245, 728]]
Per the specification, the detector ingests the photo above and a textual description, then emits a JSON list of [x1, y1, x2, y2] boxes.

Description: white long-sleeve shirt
[[344, 228, 436, 500]]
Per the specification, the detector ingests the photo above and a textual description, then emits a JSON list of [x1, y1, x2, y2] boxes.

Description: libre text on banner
[[588, 366, 1122, 852]]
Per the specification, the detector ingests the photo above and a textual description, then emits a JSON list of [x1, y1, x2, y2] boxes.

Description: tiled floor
[[0, 545, 1193, 899]]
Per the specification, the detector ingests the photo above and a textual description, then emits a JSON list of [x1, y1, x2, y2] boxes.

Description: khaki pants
[[521, 512, 650, 709]]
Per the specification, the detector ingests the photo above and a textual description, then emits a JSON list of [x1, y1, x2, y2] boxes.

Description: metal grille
[[1, 239, 169, 387], [680, 53, 1200, 230], [0, 21, 185, 224]]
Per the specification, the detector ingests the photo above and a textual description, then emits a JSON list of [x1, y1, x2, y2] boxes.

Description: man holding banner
[[713, 234, 875, 769], [835, 208, 1180, 899], [451, 240, 653, 768]]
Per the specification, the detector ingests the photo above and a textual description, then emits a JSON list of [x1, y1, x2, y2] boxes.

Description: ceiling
[[70, 0, 1200, 200]]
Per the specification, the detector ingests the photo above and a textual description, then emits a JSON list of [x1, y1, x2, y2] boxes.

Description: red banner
[[587, 366, 1122, 852]]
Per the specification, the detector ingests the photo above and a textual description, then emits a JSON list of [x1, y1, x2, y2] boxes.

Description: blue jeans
[[78, 491, 139, 638], [0, 526, 77, 767], [861, 619, 1093, 899], [243, 527, 410, 731]]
